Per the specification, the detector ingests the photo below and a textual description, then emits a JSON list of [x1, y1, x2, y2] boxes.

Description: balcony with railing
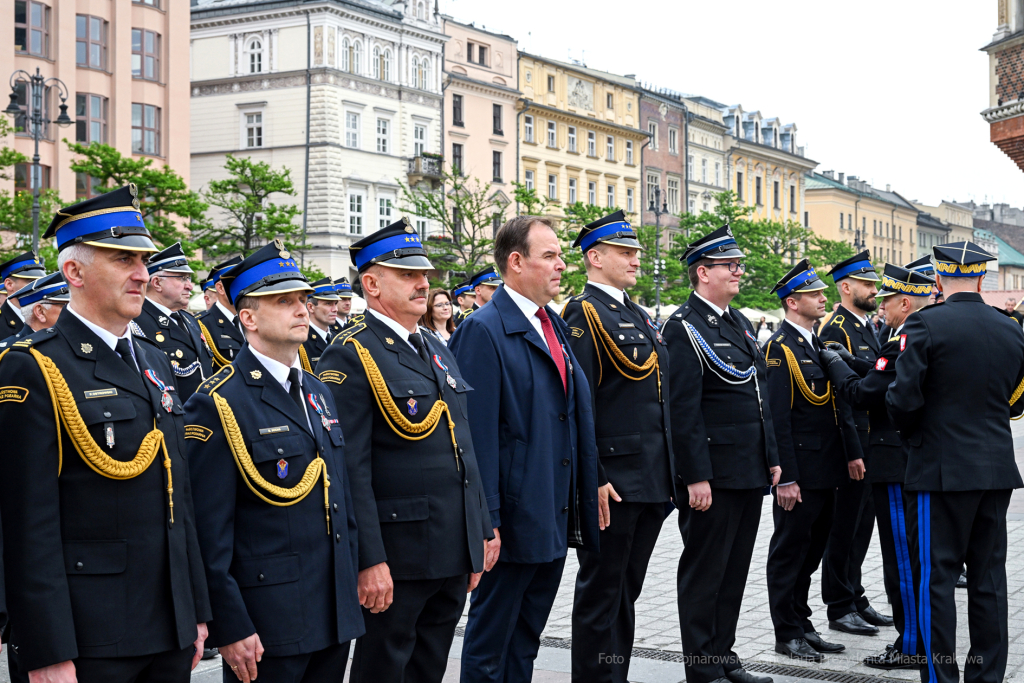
[[407, 154, 443, 187]]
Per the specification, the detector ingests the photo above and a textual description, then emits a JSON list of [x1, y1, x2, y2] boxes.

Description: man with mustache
[[316, 218, 491, 683]]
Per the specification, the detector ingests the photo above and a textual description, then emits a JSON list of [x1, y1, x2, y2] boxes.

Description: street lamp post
[[649, 185, 668, 324], [4, 67, 73, 253]]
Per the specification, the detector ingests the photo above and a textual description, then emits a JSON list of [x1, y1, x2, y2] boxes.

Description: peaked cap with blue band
[[827, 249, 879, 282], [572, 209, 643, 252], [876, 263, 935, 298], [333, 277, 353, 298], [470, 265, 502, 288], [350, 217, 431, 272], [452, 281, 474, 297], [147, 242, 193, 275], [904, 255, 935, 276], [43, 184, 156, 253], [225, 239, 312, 308], [202, 256, 242, 292], [932, 241, 995, 277], [683, 225, 744, 266], [771, 258, 827, 299], [310, 277, 341, 300], [11, 271, 70, 306], [0, 251, 46, 281]]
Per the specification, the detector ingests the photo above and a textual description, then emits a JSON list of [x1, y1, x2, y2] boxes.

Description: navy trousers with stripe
[[872, 482, 917, 656], [904, 489, 1011, 683]]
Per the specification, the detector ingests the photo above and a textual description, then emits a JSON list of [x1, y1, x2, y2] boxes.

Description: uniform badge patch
[[319, 370, 347, 385], [875, 357, 888, 371], [633, 347, 638, 360], [0, 386, 29, 403], [900, 335, 907, 351], [407, 398, 418, 416], [767, 358, 782, 366], [570, 327, 585, 338], [81, 343, 93, 354], [386, 337, 395, 345], [250, 370, 262, 379], [277, 459, 289, 479], [707, 314, 717, 325], [184, 425, 213, 441]]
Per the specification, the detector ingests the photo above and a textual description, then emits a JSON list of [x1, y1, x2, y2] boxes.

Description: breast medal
[[143, 369, 174, 413], [407, 398, 418, 415], [433, 354, 458, 388], [307, 391, 330, 430], [277, 459, 289, 479]]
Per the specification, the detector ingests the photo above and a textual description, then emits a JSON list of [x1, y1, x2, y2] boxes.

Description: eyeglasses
[[433, 301, 452, 309], [704, 262, 746, 273], [158, 275, 193, 283]]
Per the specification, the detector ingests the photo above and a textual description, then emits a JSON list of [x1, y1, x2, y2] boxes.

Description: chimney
[[886, 184, 891, 192], [822, 170, 835, 180], [838, 172, 845, 185]]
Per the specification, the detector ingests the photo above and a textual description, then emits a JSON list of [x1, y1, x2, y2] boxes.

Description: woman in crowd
[[420, 287, 455, 344]]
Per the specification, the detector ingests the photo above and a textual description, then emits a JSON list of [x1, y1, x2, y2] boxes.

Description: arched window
[[420, 59, 430, 91], [352, 40, 362, 74], [417, 1, 426, 19], [382, 49, 392, 82], [341, 37, 350, 72], [411, 56, 420, 89], [372, 46, 380, 79], [246, 37, 263, 74]]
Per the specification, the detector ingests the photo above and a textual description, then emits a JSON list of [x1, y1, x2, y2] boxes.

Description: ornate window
[[341, 37, 350, 72], [411, 56, 420, 88], [420, 59, 430, 91], [382, 49, 392, 82], [246, 37, 263, 74]]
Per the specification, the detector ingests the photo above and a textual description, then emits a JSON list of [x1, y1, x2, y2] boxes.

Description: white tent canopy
[[738, 307, 780, 324]]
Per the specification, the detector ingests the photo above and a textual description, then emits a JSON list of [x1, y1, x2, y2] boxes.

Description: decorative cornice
[[982, 100, 1024, 123], [519, 101, 647, 139], [191, 67, 441, 104]]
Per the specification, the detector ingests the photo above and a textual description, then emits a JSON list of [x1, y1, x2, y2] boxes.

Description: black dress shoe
[[803, 631, 846, 653], [725, 668, 773, 683], [863, 645, 920, 670], [829, 612, 879, 635], [202, 647, 218, 660], [956, 571, 968, 588], [775, 638, 824, 662], [859, 606, 895, 627]]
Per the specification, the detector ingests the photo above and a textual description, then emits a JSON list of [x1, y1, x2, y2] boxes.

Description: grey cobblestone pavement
[[4, 421, 1024, 683]]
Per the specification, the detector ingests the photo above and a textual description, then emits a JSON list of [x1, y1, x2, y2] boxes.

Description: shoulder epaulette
[[347, 314, 365, 326], [129, 320, 147, 338], [8, 327, 58, 351], [331, 322, 366, 345], [197, 364, 235, 394]]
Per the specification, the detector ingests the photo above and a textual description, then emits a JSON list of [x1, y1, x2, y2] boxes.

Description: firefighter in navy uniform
[[316, 218, 491, 683], [818, 263, 935, 670], [886, 242, 1024, 683], [4, 271, 69, 343], [663, 226, 782, 683], [817, 251, 891, 636], [452, 281, 476, 327], [184, 241, 363, 683], [195, 256, 244, 369], [332, 277, 355, 332], [300, 277, 340, 372], [135, 243, 214, 398], [560, 210, 674, 683], [0, 251, 46, 341], [762, 259, 863, 662], [0, 185, 211, 683], [469, 265, 501, 309]]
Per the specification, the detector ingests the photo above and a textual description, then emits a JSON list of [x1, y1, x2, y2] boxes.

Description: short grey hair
[[57, 243, 96, 273]]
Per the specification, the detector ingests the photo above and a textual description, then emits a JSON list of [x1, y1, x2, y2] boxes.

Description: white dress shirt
[[248, 345, 312, 432], [693, 291, 726, 317], [367, 307, 419, 351], [503, 285, 549, 349], [9, 298, 25, 323], [65, 304, 139, 369], [147, 298, 178, 323], [215, 300, 236, 324], [784, 318, 818, 347], [587, 280, 625, 305]]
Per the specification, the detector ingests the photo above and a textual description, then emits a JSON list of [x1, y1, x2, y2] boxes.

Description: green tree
[[557, 202, 614, 296], [397, 168, 508, 287], [65, 141, 206, 250], [0, 117, 27, 180], [806, 235, 857, 308], [630, 225, 688, 308], [192, 154, 303, 261], [511, 181, 549, 217]]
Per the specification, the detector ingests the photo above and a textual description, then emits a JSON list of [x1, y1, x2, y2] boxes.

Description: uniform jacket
[[763, 321, 862, 490], [315, 312, 490, 581], [663, 294, 779, 490], [561, 284, 673, 502], [829, 331, 907, 483], [183, 347, 363, 655], [0, 299, 25, 341], [819, 304, 880, 457], [453, 306, 475, 328], [196, 304, 245, 369], [300, 324, 331, 373], [135, 300, 214, 397], [887, 292, 1024, 491], [448, 286, 600, 564], [0, 313, 211, 671]]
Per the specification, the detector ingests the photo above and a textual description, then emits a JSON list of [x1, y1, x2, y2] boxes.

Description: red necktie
[[536, 306, 567, 394]]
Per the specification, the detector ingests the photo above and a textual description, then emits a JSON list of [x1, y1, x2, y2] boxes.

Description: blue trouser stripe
[[888, 483, 918, 654], [918, 491, 936, 683]]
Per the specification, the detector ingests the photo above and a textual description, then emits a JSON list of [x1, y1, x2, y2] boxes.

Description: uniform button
[[458, 448, 464, 455], [562, 458, 570, 466], [464, 480, 470, 488], [258, 573, 265, 582], [559, 413, 567, 421], [391, 513, 398, 519], [408, 390, 414, 395], [609, 447, 615, 453], [562, 507, 569, 513], [75, 562, 84, 571], [333, 503, 338, 511], [103, 411, 111, 418], [335, 533, 341, 542], [277, 448, 284, 455]]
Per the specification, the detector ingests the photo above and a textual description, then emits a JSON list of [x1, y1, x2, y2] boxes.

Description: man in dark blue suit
[[450, 216, 600, 683], [184, 241, 363, 683]]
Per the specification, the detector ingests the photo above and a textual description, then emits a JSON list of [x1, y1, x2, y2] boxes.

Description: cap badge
[[81, 343, 93, 354], [250, 370, 262, 379]]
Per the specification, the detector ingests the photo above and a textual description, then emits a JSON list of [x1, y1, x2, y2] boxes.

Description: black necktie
[[287, 367, 304, 411], [115, 338, 139, 374], [170, 311, 184, 327], [409, 332, 430, 365]]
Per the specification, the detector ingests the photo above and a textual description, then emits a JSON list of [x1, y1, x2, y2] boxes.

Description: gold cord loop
[[197, 319, 232, 369], [581, 300, 661, 400], [780, 343, 832, 406], [298, 344, 313, 373]]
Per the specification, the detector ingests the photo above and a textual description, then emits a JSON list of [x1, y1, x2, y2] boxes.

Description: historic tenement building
[[982, 0, 1024, 171]]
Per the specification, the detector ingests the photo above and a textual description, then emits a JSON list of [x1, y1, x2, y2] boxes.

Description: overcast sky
[[440, 0, 1021, 208]]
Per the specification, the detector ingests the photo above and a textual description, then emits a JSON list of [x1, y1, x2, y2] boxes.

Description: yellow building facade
[[805, 172, 918, 267], [517, 54, 645, 219], [912, 201, 975, 243]]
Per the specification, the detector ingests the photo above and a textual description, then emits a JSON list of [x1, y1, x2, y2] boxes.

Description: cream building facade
[[190, 0, 446, 278], [912, 200, 975, 243], [517, 54, 645, 220], [442, 17, 518, 215], [682, 96, 728, 214], [2, 0, 190, 203]]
